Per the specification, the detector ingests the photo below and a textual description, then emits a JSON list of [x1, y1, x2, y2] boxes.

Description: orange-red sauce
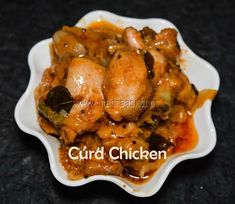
[[174, 89, 217, 153], [88, 20, 123, 35], [57, 21, 218, 184], [59, 89, 217, 184]]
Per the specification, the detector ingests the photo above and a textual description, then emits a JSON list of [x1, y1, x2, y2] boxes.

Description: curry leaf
[[44, 86, 74, 113], [147, 133, 174, 151]]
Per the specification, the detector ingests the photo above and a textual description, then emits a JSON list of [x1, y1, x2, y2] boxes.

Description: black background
[[0, 0, 235, 203]]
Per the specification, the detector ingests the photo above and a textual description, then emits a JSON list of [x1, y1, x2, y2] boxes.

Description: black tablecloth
[[0, 0, 234, 203]]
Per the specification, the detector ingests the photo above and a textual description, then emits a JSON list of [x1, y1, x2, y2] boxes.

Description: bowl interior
[[15, 10, 220, 197]]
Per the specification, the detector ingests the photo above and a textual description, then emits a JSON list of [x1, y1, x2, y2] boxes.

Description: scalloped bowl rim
[[14, 10, 220, 197]]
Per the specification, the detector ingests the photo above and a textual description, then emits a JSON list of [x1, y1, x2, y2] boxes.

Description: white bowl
[[14, 10, 220, 197]]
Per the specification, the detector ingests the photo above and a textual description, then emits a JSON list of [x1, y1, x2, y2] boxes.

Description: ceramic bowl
[[14, 10, 220, 197]]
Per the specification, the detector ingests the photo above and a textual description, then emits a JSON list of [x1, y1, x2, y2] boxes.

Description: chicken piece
[[60, 134, 123, 179], [149, 64, 196, 120], [150, 76, 174, 120], [123, 27, 145, 49], [80, 135, 123, 177], [97, 122, 149, 155], [164, 66, 197, 109], [108, 27, 144, 55], [154, 28, 180, 61], [53, 30, 86, 58], [63, 26, 116, 67], [144, 49, 168, 86], [52, 30, 87, 85], [105, 50, 153, 121], [60, 58, 105, 144]]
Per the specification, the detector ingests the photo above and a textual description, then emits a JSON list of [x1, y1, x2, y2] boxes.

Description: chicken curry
[[35, 20, 217, 183]]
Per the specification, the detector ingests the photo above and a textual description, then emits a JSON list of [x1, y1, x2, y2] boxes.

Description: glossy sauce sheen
[[89, 21, 217, 155], [123, 89, 217, 183], [174, 89, 217, 153], [50, 21, 217, 184]]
